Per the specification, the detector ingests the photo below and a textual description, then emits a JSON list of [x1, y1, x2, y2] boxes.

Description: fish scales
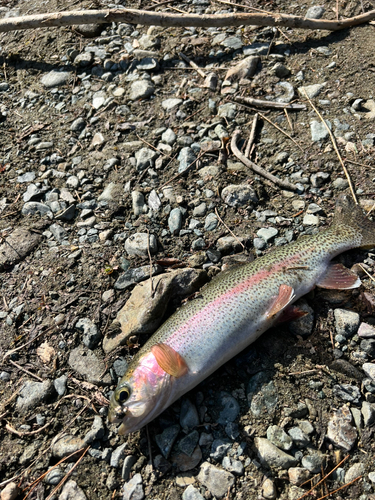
[[108, 195, 375, 435]]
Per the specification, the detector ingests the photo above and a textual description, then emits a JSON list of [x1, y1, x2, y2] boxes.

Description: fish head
[[108, 351, 174, 435]]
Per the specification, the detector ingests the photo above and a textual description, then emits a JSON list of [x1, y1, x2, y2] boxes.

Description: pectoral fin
[[266, 284, 295, 318], [316, 263, 361, 290], [151, 343, 188, 378], [278, 305, 309, 323]]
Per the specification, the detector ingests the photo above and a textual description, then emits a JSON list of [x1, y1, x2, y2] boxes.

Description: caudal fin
[[334, 194, 375, 248]]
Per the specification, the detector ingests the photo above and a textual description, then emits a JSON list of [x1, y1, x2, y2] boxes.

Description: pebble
[[0, 482, 19, 500], [358, 322, 375, 338], [135, 148, 158, 171], [180, 398, 200, 429], [310, 119, 331, 142], [169, 207, 183, 235], [326, 405, 357, 451], [22, 201, 53, 218], [217, 392, 240, 425], [122, 455, 137, 482], [247, 371, 278, 417], [75, 317, 101, 349], [129, 80, 154, 100], [221, 184, 258, 207], [333, 383, 361, 403], [311, 171, 330, 187], [122, 473, 144, 500], [68, 346, 111, 385], [345, 462, 365, 483], [125, 233, 157, 256], [110, 443, 128, 468], [362, 401, 375, 426], [254, 438, 298, 468], [197, 462, 235, 499], [182, 485, 204, 500], [257, 227, 278, 243], [298, 83, 326, 99], [58, 480, 87, 500], [301, 451, 325, 473], [45, 467, 65, 485], [162, 98, 183, 111], [179, 431, 199, 457], [54, 375, 68, 396], [132, 190, 146, 217], [204, 213, 218, 231], [333, 177, 349, 190], [114, 264, 162, 290], [266, 425, 293, 451], [156, 424, 180, 459], [334, 309, 360, 338], [306, 5, 325, 18], [217, 103, 236, 119], [288, 467, 310, 485], [51, 434, 86, 459], [303, 214, 319, 225], [41, 70, 70, 88], [84, 415, 105, 444], [210, 439, 232, 460], [16, 379, 54, 413], [262, 478, 277, 500], [178, 147, 196, 174], [222, 456, 244, 476]]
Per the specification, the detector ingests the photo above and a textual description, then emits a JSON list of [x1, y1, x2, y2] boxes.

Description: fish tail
[[334, 194, 375, 248]]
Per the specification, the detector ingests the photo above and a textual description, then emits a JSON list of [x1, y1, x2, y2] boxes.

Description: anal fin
[[316, 263, 361, 290], [266, 284, 295, 319]]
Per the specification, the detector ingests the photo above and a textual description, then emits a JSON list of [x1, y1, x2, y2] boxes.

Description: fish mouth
[[108, 405, 128, 424]]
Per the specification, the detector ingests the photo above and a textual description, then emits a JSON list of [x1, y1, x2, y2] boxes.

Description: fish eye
[[116, 386, 131, 404]]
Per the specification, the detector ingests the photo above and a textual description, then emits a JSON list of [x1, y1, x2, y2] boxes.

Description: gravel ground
[[1, 0, 375, 499]]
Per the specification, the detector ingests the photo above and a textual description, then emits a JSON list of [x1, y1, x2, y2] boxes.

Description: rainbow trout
[[108, 195, 374, 435]]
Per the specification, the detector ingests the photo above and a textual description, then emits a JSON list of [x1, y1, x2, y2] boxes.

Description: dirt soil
[[1, 0, 375, 499]]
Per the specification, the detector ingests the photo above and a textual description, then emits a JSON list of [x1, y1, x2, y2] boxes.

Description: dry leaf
[[37, 342, 56, 364]]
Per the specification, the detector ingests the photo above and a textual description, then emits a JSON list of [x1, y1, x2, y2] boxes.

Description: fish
[[108, 194, 375, 435]]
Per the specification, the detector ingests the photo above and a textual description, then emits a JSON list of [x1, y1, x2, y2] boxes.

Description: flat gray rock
[[16, 379, 55, 413], [122, 473, 144, 500], [162, 98, 182, 111], [197, 462, 235, 499], [125, 233, 157, 257], [0, 225, 44, 270], [129, 80, 154, 100], [58, 480, 87, 500], [52, 434, 86, 460], [41, 70, 70, 88], [254, 437, 298, 469], [68, 346, 111, 385], [326, 405, 357, 451], [221, 184, 258, 208]]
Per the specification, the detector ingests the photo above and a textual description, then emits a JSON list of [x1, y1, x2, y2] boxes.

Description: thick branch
[[0, 8, 374, 33]]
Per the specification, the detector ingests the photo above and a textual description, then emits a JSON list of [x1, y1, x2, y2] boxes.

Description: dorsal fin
[[316, 263, 361, 290]]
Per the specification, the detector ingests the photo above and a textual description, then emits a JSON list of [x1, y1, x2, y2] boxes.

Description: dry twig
[[231, 129, 299, 192], [245, 113, 258, 158], [1, 8, 374, 33], [178, 52, 206, 78], [214, 208, 246, 253], [233, 95, 306, 111]]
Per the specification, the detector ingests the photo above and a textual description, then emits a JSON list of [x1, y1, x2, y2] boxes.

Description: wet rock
[[221, 184, 258, 207], [0, 225, 44, 270], [326, 405, 357, 451], [129, 80, 154, 100], [68, 346, 111, 385], [58, 480, 87, 500], [84, 415, 105, 444], [179, 431, 199, 456], [125, 233, 157, 256], [197, 462, 235, 499], [104, 271, 175, 352], [180, 398, 200, 430], [217, 392, 240, 425], [16, 379, 54, 413], [178, 147, 196, 174], [262, 478, 277, 499], [334, 309, 360, 338], [110, 443, 127, 468], [0, 482, 19, 500], [122, 473, 144, 500], [156, 424, 180, 459], [253, 437, 298, 469], [266, 425, 293, 451], [51, 434, 86, 460], [75, 317, 100, 349], [182, 485, 204, 500], [41, 70, 70, 88]]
